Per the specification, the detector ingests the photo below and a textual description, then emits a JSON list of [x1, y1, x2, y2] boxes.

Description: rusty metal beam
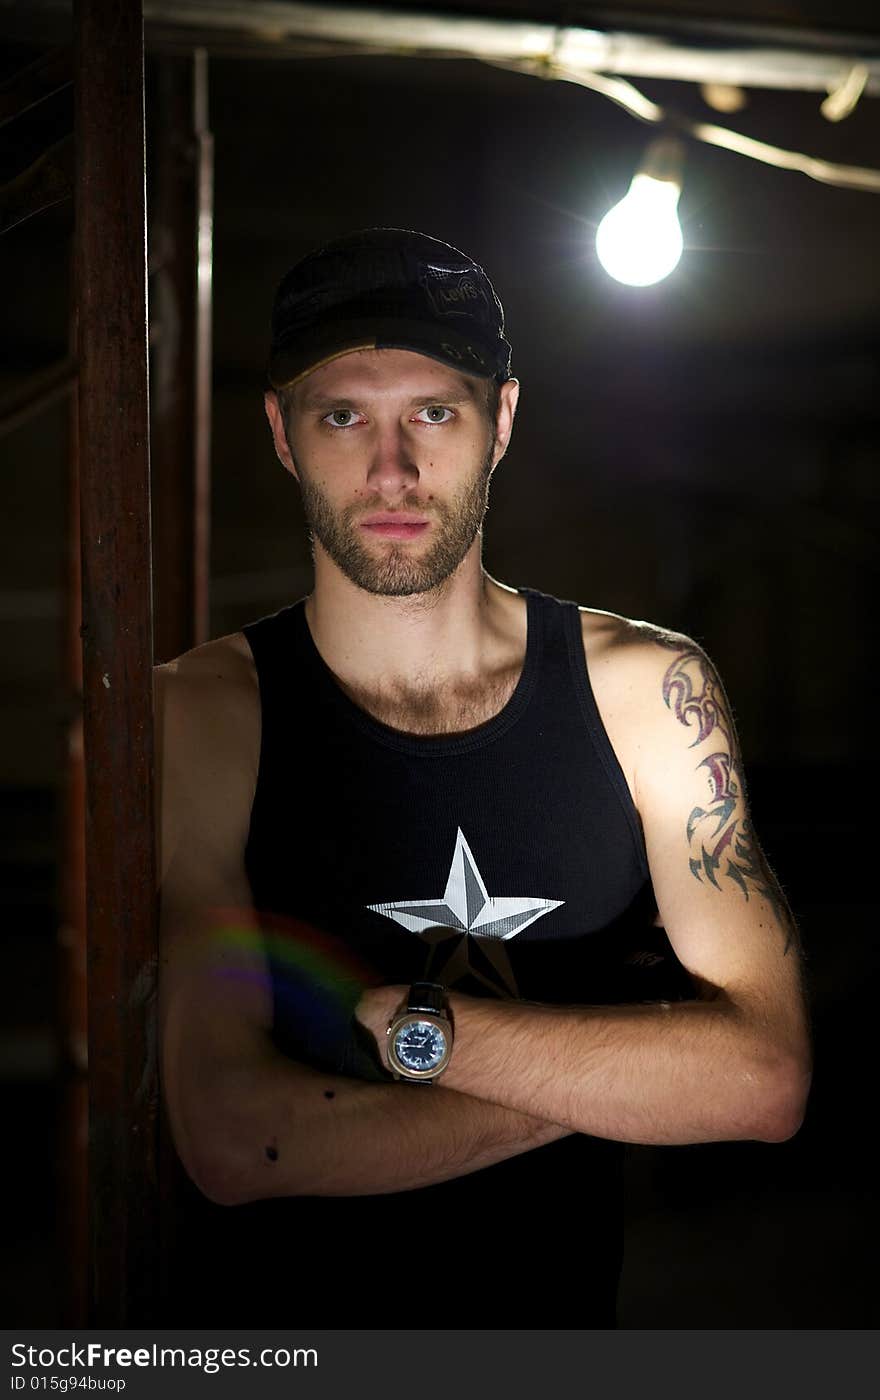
[[74, 0, 159, 1325], [12, 0, 880, 80], [150, 49, 212, 663]]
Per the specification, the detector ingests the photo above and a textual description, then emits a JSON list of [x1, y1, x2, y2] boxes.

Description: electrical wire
[[820, 64, 869, 122], [483, 56, 880, 193]]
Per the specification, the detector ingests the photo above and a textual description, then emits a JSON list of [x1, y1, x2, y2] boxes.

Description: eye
[[322, 408, 364, 429], [415, 405, 454, 425]]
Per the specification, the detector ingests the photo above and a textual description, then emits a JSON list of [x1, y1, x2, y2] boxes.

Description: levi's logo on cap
[[419, 262, 492, 321]]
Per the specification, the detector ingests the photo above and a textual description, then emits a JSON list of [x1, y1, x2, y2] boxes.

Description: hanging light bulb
[[595, 136, 685, 287]]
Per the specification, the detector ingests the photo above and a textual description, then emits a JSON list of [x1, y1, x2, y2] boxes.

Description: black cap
[[268, 227, 512, 390]]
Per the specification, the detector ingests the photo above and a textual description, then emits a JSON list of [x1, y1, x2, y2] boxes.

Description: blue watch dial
[[393, 1018, 448, 1073]]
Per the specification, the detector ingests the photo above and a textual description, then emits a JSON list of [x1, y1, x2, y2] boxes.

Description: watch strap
[[406, 981, 446, 1015]]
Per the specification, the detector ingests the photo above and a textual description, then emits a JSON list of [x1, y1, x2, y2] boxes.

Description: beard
[[294, 438, 496, 597]]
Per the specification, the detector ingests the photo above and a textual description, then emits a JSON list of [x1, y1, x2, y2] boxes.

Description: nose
[[366, 422, 420, 498]]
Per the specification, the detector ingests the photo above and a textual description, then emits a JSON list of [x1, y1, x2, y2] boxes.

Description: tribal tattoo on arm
[[659, 642, 798, 955]]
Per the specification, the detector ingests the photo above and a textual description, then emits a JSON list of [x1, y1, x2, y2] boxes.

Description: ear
[[491, 378, 520, 468], [264, 390, 299, 480]]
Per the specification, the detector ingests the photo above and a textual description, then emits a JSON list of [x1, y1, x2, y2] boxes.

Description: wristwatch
[[386, 982, 454, 1083]]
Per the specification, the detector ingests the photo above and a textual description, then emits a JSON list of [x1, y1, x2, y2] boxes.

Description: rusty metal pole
[[148, 47, 214, 1313], [73, 0, 158, 1324], [151, 48, 213, 663]]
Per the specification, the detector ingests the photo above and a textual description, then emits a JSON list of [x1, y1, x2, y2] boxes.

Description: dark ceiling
[[199, 35, 880, 349]]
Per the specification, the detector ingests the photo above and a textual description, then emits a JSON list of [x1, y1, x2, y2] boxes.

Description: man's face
[[268, 348, 516, 598]]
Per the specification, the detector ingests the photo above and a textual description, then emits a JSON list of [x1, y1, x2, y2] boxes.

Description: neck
[[304, 545, 519, 692]]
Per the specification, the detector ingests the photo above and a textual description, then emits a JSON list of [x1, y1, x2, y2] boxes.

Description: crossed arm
[[156, 648, 572, 1208], [356, 979, 807, 1147], [354, 633, 811, 1147], [162, 921, 573, 1205], [157, 630, 811, 1208]]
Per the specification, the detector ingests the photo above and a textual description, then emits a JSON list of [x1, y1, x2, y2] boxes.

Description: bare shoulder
[[153, 632, 261, 885], [155, 630, 257, 695], [153, 631, 260, 791], [576, 605, 719, 796], [579, 604, 695, 667], [578, 603, 705, 708], [155, 631, 259, 743]]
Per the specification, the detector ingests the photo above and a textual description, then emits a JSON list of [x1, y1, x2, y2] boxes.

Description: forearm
[[175, 1037, 572, 1206], [439, 992, 811, 1146]]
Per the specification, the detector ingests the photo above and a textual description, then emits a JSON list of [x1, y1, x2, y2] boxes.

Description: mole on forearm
[[265, 1140, 279, 1162], [324, 1089, 335, 1099]]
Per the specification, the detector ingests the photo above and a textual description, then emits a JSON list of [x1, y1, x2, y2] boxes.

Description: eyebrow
[[298, 389, 478, 412]]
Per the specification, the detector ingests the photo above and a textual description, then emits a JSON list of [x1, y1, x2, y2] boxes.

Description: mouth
[[360, 513, 431, 540]]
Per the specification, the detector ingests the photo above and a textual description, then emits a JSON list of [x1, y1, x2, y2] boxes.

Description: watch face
[[392, 1018, 448, 1074]]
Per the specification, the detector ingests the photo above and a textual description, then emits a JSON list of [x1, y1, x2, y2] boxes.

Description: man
[[156, 227, 811, 1328]]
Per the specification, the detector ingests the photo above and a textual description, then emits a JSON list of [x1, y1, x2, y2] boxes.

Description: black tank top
[[169, 586, 693, 1328], [243, 585, 690, 1021]]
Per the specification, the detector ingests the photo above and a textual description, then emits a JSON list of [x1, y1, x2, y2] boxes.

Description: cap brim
[[268, 317, 500, 389]]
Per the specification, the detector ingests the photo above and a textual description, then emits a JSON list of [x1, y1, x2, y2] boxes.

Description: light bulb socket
[[638, 136, 686, 187]]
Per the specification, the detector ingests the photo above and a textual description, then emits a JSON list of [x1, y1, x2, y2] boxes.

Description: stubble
[[294, 438, 497, 598]]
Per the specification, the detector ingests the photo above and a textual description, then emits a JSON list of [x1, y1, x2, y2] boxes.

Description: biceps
[[641, 792, 808, 1077], [653, 779, 796, 948], [631, 641, 807, 1054], [640, 644, 797, 967]]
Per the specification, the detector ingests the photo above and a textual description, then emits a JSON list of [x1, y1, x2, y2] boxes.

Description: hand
[[353, 983, 409, 1070]]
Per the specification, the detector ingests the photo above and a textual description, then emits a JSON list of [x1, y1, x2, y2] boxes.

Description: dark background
[[1, 0, 878, 1327]]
